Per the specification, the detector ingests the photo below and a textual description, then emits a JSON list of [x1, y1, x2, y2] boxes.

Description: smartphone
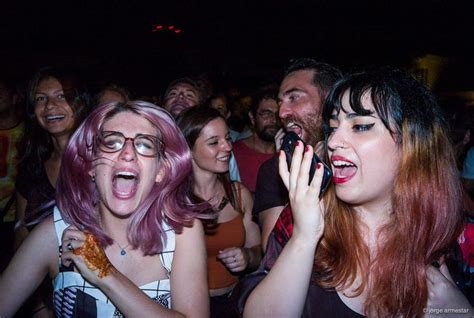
[[281, 132, 332, 197]]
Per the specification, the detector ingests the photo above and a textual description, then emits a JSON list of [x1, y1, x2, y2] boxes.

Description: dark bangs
[[322, 70, 403, 142]]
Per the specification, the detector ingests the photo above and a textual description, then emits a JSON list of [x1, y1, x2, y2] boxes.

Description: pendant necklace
[[115, 241, 130, 256], [98, 213, 129, 256]]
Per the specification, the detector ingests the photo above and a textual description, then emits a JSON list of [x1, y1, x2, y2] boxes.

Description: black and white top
[[52, 207, 174, 317]]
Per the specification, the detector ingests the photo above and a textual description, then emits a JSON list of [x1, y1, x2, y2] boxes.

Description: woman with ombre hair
[[1, 101, 213, 317], [244, 67, 471, 317]]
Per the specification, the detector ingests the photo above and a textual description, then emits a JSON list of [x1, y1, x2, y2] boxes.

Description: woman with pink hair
[[1, 101, 213, 317]]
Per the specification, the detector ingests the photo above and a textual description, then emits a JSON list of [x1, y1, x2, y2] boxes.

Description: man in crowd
[[253, 58, 342, 251], [233, 85, 280, 195]]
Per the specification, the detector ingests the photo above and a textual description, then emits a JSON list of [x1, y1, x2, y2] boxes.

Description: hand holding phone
[[280, 132, 332, 197]]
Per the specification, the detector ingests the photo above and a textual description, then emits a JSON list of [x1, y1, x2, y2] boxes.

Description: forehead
[[279, 69, 315, 94], [335, 89, 375, 115], [169, 83, 198, 93], [103, 111, 157, 136], [36, 77, 63, 92], [258, 97, 278, 110], [100, 90, 126, 103], [199, 117, 227, 137]]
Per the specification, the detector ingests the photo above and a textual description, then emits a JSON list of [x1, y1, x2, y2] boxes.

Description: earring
[[92, 175, 95, 183]]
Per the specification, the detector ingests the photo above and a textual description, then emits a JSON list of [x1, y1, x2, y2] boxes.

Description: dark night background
[[1, 0, 474, 96]]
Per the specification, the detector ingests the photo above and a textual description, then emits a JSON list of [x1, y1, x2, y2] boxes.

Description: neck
[[193, 169, 222, 201], [51, 133, 71, 155], [246, 134, 275, 154], [99, 210, 130, 247], [353, 200, 392, 252]]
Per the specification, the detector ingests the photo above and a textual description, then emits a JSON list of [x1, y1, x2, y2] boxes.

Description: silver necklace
[[115, 241, 130, 256], [98, 214, 129, 256]]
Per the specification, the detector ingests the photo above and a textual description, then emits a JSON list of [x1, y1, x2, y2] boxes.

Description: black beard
[[257, 127, 278, 142]]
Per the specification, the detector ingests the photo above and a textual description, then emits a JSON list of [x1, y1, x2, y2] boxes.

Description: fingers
[[296, 144, 314, 190], [439, 263, 456, 285], [309, 161, 324, 196], [274, 128, 285, 152], [289, 141, 304, 191], [426, 264, 455, 287], [217, 248, 246, 272], [60, 226, 87, 268]]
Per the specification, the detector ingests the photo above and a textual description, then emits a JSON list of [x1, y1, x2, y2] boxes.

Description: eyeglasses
[[96, 131, 163, 157], [257, 110, 277, 119]]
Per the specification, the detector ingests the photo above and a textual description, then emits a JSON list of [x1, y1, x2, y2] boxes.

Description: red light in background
[[151, 22, 182, 34]]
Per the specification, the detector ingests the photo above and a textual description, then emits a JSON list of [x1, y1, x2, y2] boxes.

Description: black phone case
[[281, 132, 332, 197]]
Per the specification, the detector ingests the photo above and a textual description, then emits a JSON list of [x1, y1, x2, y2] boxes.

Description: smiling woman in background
[[177, 107, 261, 318], [15, 67, 92, 246], [12, 66, 92, 317]]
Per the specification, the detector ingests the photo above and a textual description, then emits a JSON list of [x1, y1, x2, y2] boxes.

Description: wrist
[[93, 265, 119, 290]]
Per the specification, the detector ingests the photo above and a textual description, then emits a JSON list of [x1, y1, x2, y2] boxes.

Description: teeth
[[332, 160, 354, 167], [286, 122, 298, 129], [116, 171, 136, 178], [47, 115, 65, 120]]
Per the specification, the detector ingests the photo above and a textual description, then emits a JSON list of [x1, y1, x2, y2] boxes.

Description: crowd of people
[[0, 58, 473, 317]]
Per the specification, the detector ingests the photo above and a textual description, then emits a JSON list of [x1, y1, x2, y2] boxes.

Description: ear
[[155, 167, 165, 183], [88, 170, 95, 178], [248, 111, 256, 126]]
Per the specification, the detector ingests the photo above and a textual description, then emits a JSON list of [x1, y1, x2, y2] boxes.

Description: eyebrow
[[281, 87, 304, 96], [205, 135, 219, 142], [35, 89, 64, 95], [330, 112, 376, 120]]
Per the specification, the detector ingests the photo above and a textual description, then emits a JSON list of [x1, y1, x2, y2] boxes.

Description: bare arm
[[170, 219, 209, 317], [244, 143, 325, 317], [0, 217, 57, 317], [62, 220, 209, 318], [241, 184, 262, 271]]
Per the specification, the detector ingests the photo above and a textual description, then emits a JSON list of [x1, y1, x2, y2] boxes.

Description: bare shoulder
[[232, 182, 253, 202], [26, 216, 58, 262], [25, 216, 57, 247], [5, 215, 58, 278], [175, 219, 204, 241]]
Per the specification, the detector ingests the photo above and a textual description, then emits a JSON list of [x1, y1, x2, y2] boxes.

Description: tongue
[[114, 177, 136, 194], [334, 166, 357, 178]]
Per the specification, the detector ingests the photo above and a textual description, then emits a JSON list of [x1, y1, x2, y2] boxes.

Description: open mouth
[[46, 114, 66, 121], [285, 121, 303, 137], [331, 158, 357, 183], [112, 170, 139, 198], [217, 154, 230, 162]]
